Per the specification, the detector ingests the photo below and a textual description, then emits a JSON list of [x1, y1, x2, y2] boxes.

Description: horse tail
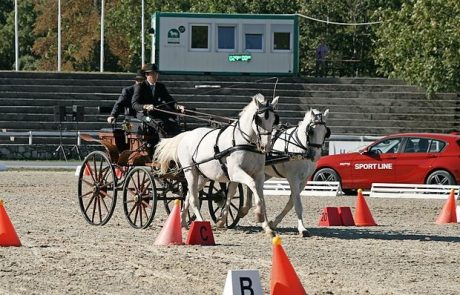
[[153, 132, 188, 174]]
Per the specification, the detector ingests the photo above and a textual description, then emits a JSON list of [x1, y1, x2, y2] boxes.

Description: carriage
[[77, 95, 330, 236], [76, 114, 245, 229]]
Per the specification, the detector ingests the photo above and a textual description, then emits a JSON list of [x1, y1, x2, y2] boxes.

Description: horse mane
[[239, 93, 266, 117], [299, 108, 321, 127]]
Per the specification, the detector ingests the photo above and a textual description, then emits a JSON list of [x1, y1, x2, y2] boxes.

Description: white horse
[[154, 94, 279, 236], [239, 109, 330, 237]]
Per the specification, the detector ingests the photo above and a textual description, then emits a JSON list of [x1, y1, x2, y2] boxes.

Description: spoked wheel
[[161, 179, 196, 224], [206, 182, 244, 229], [122, 167, 157, 229], [77, 151, 117, 226]]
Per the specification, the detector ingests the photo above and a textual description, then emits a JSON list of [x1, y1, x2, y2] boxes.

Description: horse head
[[299, 108, 330, 161], [239, 93, 279, 153]]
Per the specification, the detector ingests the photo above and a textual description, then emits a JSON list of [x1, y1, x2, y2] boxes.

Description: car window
[[417, 138, 430, 152], [404, 137, 431, 153], [403, 137, 446, 153], [369, 138, 401, 154], [429, 139, 446, 152]]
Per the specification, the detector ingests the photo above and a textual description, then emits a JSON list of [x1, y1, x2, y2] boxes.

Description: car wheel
[[426, 170, 456, 185], [313, 168, 341, 182]]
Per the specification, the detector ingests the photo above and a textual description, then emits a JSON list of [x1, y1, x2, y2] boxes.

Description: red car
[[312, 133, 460, 193]]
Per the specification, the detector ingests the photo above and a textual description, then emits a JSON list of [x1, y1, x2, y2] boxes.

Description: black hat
[[142, 63, 158, 73], [134, 70, 145, 81]]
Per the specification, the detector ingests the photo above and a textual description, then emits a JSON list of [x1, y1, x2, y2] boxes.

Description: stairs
[[0, 71, 458, 158]]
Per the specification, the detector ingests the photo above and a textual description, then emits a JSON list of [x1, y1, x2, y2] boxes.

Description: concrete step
[[0, 79, 426, 93], [0, 71, 410, 85]]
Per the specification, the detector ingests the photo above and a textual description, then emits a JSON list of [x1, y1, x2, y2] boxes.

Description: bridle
[[277, 112, 330, 159], [235, 100, 279, 150], [302, 113, 330, 148]]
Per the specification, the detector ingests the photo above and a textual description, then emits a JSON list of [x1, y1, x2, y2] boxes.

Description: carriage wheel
[[77, 151, 117, 226], [206, 182, 244, 229], [161, 179, 197, 224], [122, 167, 157, 229]]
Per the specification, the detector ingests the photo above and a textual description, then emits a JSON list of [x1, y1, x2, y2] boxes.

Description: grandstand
[[0, 71, 458, 159]]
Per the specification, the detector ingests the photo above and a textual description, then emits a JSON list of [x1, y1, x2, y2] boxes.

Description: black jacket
[[110, 85, 137, 118], [132, 81, 177, 120]]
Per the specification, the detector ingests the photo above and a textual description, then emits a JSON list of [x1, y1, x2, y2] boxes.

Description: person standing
[[106, 71, 145, 124], [131, 63, 185, 137], [316, 39, 330, 77]]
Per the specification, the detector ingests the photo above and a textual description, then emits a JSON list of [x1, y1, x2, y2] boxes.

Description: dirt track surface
[[0, 171, 459, 295]]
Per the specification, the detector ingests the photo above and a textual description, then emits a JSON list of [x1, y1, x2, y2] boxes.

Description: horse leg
[[216, 182, 238, 228], [238, 186, 252, 218], [268, 192, 295, 231], [294, 179, 310, 237], [231, 171, 274, 237], [181, 190, 191, 229], [268, 175, 298, 230], [182, 171, 203, 228]]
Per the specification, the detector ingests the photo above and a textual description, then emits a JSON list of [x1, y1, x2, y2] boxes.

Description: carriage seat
[[98, 128, 128, 152], [122, 117, 146, 135]]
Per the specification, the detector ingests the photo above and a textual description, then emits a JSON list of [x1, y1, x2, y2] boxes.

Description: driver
[[131, 63, 185, 138]]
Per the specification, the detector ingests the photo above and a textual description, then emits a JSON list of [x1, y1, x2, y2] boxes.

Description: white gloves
[[107, 116, 115, 124], [176, 104, 185, 113], [143, 104, 155, 111]]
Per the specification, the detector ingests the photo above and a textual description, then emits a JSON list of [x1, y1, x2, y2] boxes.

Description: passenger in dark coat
[[131, 63, 185, 137], [107, 71, 145, 124]]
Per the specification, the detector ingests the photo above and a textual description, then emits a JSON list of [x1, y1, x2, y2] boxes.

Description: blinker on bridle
[[255, 101, 279, 126]]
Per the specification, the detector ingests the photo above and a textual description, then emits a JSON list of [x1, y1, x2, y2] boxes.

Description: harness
[[189, 103, 276, 180], [267, 114, 330, 178]]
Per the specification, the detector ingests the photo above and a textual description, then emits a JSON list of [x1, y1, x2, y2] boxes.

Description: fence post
[[29, 131, 32, 145]]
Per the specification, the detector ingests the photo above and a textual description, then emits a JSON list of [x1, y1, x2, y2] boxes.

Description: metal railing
[[0, 130, 379, 146], [0, 130, 97, 145]]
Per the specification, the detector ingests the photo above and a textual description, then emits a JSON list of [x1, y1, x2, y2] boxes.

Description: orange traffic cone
[[0, 199, 21, 247], [435, 189, 457, 224], [84, 163, 92, 176], [354, 189, 377, 226], [271, 236, 307, 295], [154, 199, 183, 245]]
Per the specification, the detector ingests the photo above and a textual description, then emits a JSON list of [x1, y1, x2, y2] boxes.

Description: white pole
[[141, 0, 145, 66], [100, 0, 104, 72], [57, 0, 61, 72], [14, 0, 19, 71]]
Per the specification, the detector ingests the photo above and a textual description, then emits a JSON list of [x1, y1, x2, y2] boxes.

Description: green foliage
[[374, 0, 460, 95], [0, 1, 36, 70], [297, 0, 391, 76], [1, 0, 458, 96]]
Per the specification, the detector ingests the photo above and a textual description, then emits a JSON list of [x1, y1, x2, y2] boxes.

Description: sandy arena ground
[[0, 170, 459, 295]]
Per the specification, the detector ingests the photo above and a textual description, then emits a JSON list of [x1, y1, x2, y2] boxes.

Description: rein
[[148, 106, 234, 126]]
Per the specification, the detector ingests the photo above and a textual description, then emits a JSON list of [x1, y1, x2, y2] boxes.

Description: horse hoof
[[268, 220, 276, 230], [255, 213, 264, 223], [237, 210, 248, 219], [216, 220, 225, 228], [266, 231, 276, 238], [300, 230, 311, 238]]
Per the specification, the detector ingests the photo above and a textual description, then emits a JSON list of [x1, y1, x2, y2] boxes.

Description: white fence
[[369, 183, 460, 200], [264, 180, 340, 197]]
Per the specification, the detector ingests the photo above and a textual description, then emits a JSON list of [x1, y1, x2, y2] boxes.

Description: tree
[[0, 1, 37, 70], [33, 0, 101, 71], [297, 0, 393, 76], [373, 0, 460, 94]]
